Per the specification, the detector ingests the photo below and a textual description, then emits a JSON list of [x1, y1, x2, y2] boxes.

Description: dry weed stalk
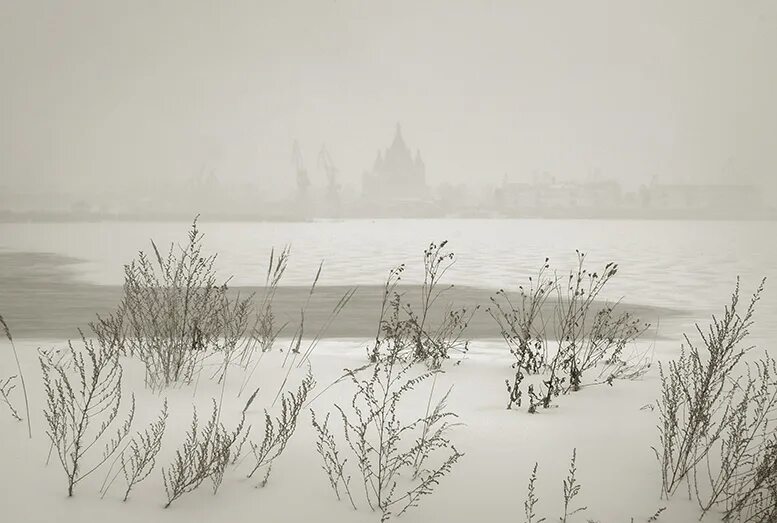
[[162, 396, 252, 508], [110, 218, 253, 390], [236, 246, 291, 373], [0, 375, 22, 421], [521, 449, 586, 523], [312, 344, 463, 520], [523, 462, 542, 523], [40, 332, 135, 496], [654, 278, 776, 523], [268, 260, 355, 406], [120, 400, 169, 501], [0, 314, 31, 436], [490, 252, 650, 411], [311, 410, 357, 510], [489, 260, 555, 376], [246, 370, 315, 484], [369, 241, 477, 369]]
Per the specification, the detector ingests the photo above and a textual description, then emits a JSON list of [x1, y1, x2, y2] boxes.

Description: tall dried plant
[[245, 370, 315, 485], [115, 218, 252, 389], [0, 375, 22, 422], [654, 278, 776, 523], [162, 396, 252, 508], [369, 241, 477, 369], [40, 332, 135, 496], [490, 253, 649, 411], [521, 449, 587, 523], [312, 343, 463, 520], [120, 400, 169, 501], [236, 245, 291, 371], [0, 314, 31, 437]]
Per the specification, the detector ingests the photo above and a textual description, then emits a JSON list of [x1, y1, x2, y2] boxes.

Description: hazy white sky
[[1, 0, 775, 197]]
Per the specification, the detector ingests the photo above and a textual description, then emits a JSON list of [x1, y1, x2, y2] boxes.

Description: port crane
[[318, 145, 340, 201], [292, 140, 310, 198]]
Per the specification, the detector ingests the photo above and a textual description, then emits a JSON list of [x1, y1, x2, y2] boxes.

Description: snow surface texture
[[0, 338, 721, 523]]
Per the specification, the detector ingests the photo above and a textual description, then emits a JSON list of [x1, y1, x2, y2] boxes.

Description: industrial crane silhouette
[[292, 140, 310, 198], [318, 145, 340, 202]]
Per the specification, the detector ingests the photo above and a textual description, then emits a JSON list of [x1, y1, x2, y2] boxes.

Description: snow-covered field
[[0, 337, 722, 523]]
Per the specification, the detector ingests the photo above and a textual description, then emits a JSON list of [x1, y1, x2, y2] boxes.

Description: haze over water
[[1, 1, 776, 340]]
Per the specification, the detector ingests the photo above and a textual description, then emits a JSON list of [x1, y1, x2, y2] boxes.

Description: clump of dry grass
[[97, 217, 253, 390], [311, 410, 358, 510], [521, 449, 587, 523], [312, 341, 463, 521], [0, 314, 31, 436], [489, 252, 650, 412], [98, 399, 170, 501], [40, 331, 135, 496], [245, 370, 316, 486], [121, 401, 169, 501], [490, 260, 555, 377], [368, 241, 478, 370], [654, 278, 776, 522], [236, 246, 291, 371], [268, 260, 355, 404], [162, 395, 253, 508], [523, 450, 670, 523]]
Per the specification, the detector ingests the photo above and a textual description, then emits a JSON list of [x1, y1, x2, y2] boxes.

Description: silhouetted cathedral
[[362, 123, 427, 201]]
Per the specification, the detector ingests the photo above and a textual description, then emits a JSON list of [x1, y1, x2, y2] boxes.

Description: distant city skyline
[[2, 1, 776, 207]]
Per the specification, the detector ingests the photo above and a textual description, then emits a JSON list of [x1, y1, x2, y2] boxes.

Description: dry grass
[[489, 252, 651, 412], [312, 340, 463, 521], [521, 449, 586, 523], [96, 217, 253, 390], [368, 241, 477, 369], [246, 370, 315, 485], [162, 395, 253, 508], [40, 331, 135, 496], [0, 314, 31, 436], [0, 374, 22, 421], [654, 278, 776, 522]]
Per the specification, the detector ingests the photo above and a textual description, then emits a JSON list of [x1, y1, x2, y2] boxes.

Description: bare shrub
[[0, 314, 31, 436], [654, 278, 776, 522], [368, 241, 477, 369], [489, 260, 555, 376], [311, 344, 463, 520], [720, 358, 777, 523], [489, 252, 650, 411], [655, 279, 762, 496], [40, 332, 135, 496], [116, 218, 253, 390]]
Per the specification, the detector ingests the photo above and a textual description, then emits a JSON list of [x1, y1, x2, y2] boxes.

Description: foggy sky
[[1, 0, 776, 199]]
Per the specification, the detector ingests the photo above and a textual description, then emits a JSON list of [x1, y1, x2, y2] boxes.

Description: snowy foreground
[[0, 338, 719, 523]]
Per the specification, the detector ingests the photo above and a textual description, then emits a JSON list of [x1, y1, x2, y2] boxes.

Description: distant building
[[640, 182, 762, 215], [495, 176, 623, 215], [362, 123, 428, 202]]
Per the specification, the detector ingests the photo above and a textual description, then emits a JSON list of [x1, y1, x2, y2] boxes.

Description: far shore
[[1, 209, 776, 223]]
